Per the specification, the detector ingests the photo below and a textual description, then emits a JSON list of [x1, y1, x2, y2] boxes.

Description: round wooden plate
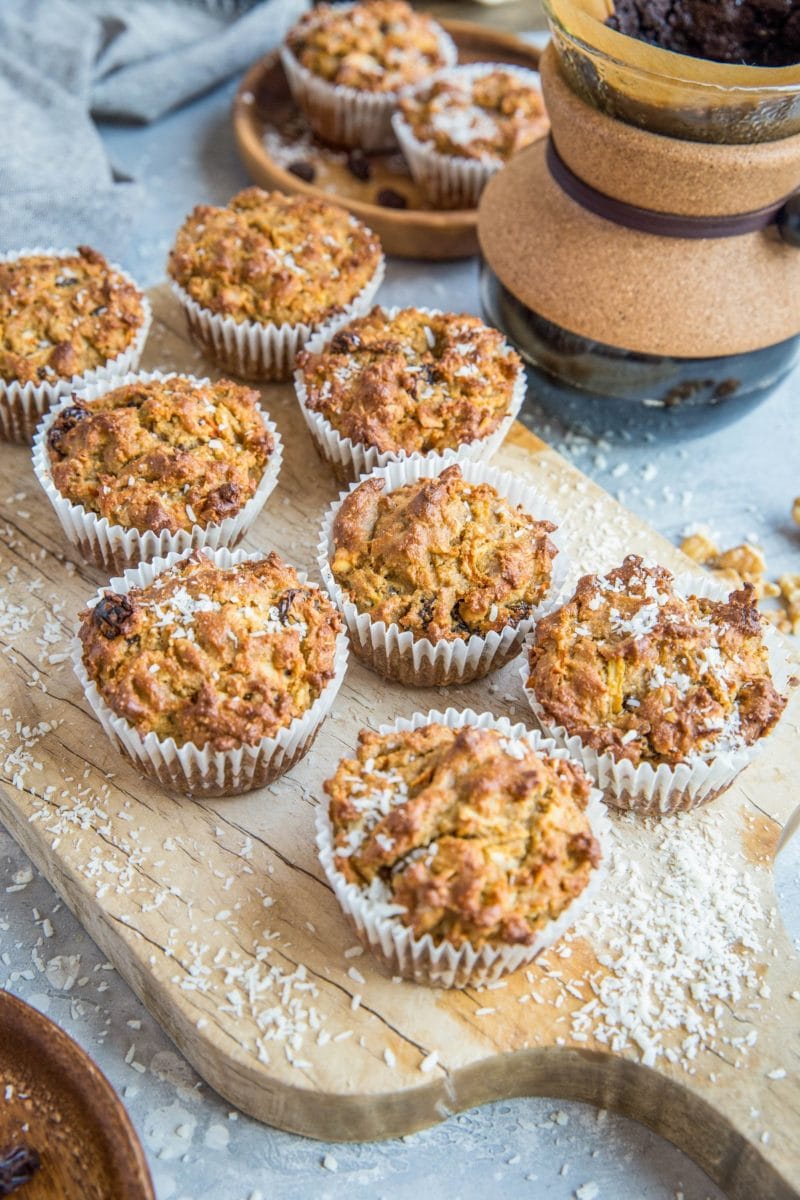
[[231, 20, 542, 260], [0, 990, 154, 1200]]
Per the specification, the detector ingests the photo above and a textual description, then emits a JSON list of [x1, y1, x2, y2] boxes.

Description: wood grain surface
[[232, 22, 542, 260], [0, 286, 798, 1199]]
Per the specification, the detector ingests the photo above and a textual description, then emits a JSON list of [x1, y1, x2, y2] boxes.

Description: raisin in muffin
[[322, 461, 560, 685], [319, 715, 604, 985], [168, 189, 384, 381], [295, 305, 524, 482], [525, 555, 787, 811], [281, 0, 457, 150], [394, 65, 549, 209], [0, 246, 149, 443], [76, 549, 346, 795]]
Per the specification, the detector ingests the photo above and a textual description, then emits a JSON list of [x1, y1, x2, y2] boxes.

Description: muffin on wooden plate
[[32, 371, 282, 572], [0, 246, 150, 443], [318, 457, 565, 686], [316, 708, 608, 987], [393, 63, 549, 209], [523, 555, 789, 814], [295, 305, 525, 483], [280, 0, 457, 150], [73, 546, 348, 797], [167, 188, 384, 381]]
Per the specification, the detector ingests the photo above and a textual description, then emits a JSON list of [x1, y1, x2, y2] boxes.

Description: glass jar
[[480, 263, 800, 439], [544, 0, 800, 143]]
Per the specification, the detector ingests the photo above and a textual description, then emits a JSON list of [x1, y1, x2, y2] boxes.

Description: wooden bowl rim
[[231, 20, 542, 236], [0, 989, 155, 1200]]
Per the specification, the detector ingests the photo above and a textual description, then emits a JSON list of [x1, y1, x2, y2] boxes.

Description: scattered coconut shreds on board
[[0, 488, 782, 1087], [535, 810, 773, 1072]]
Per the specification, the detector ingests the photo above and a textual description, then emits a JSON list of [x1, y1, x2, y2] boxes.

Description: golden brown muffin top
[[527, 554, 786, 767], [0, 247, 145, 387], [285, 0, 450, 92], [399, 68, 549, 162], [168, 188, 382, 328], [47, 375, 275, 535], [78, 550, 343, 751], [330, 463, 557, 642], [297, 306, 522, 455], [326, 722, 600, 949]]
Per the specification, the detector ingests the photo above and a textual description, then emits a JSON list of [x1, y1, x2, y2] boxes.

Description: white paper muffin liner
[[294, 305, 527, 485], [316, 706, 611, 988], [392, 63, 546, 210], [279, 19, 457, 151], [169, 252, 385, 383], [0, 247, 152, 444], [317, 453, 569, 686], [72, 545, 350, 798], [32, 371, 284, 573], [520, 570, 794, 816]]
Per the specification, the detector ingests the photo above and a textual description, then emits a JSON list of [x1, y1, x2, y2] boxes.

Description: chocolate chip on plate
[[376, 188, 407, 209], [0, 1145, 41, 1197], [287, 160, 316, 183], [346, 150, 371, 181]]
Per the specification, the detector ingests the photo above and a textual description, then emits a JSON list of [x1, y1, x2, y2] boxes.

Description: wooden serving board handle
[[0, 286, 798, 1199]]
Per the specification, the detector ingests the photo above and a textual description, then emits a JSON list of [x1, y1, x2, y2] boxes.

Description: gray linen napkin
[[0, 0, 306, 260]]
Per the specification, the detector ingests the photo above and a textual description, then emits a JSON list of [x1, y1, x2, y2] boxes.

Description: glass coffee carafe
[[478, 0, 800, 437]]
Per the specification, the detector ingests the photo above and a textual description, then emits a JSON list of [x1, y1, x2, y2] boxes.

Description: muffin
[[319, 458, 564, 686], [280, 0, 457, 150], [393, 64, 549, 209], [316, 709, 608, 986], [295, 305, 525, 482], [73, 546, 348, 797], [167, 189, 384, 381], [523, 554, 789, 813], [0, 246, 150, 443], [32, 371, 282, 572]]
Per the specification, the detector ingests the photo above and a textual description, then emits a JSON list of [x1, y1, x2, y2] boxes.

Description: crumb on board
[[679, 529, 798, 634]]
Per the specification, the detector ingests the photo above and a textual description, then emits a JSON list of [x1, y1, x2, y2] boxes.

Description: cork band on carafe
[[546, 136, 799, 241]]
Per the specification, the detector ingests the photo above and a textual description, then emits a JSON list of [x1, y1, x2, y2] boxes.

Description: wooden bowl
[[0, 990, 154, 1200], [231, 20, 541, 259]]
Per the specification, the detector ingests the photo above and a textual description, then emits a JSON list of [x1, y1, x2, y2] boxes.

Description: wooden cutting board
[[1, 286, 798, 1200]]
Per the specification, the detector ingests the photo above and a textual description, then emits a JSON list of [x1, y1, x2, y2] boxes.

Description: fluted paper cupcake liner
[[32, 371, 283, 573], [316, 707, 610, 988], [295, 306, 526, 485], [170, 253, 385, 383], [520, 571, 794, 815], [72, 546, 349, 798], [280, 23, 457, 151], [392, 63, 546, 210], [0, 247, 151, 444], [317, 453, 569, 686]]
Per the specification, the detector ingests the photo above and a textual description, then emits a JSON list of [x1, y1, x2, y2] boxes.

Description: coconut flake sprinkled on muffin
[[168, 189, 382, 329], [325, 721, 601, 949], [0, 247, 145, 386], [286, 0, 452, 93], [297, 306, 522, 456], [78, 550, 343, 750], [330, 463, 557, 641], [46, 375, 275, 535], [527, 554, 786, 767]]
